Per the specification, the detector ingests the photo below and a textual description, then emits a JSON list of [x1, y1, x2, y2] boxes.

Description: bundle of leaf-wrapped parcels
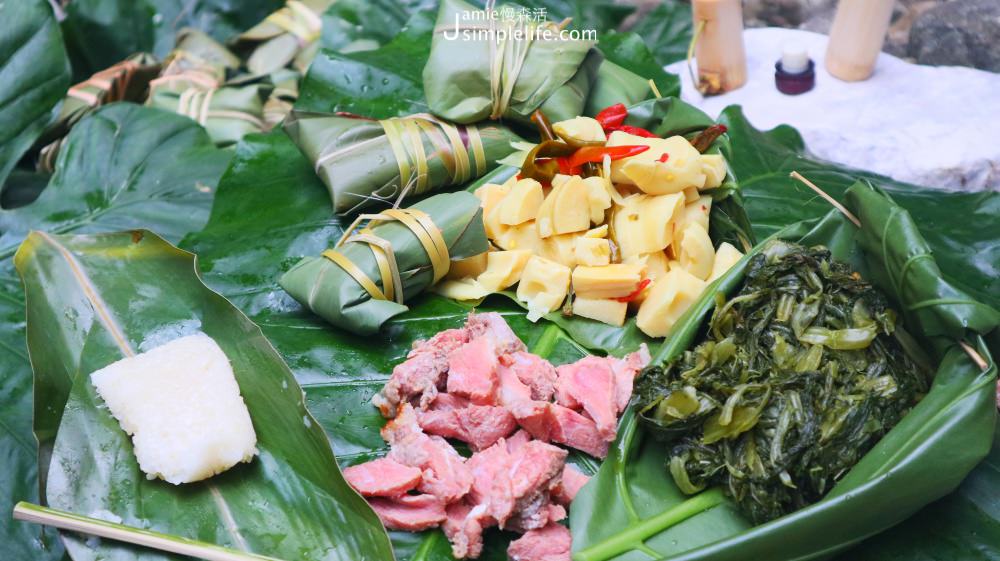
[[423, 0, 603, 124], [280, 191, 489, 335], [147, 77, 270, 147], [36, 53, 161, 172], [285, 111, 524, 213], [146, 31, 271, 147], [231, 0, 333, 75], [165, 28, 242, 79], [262, 68, 301, 128]]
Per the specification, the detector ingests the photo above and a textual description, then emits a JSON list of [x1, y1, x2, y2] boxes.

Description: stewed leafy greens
[[636, 240, 929, 523]]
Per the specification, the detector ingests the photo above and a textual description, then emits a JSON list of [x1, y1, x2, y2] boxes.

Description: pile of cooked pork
[[344, 313, 649, 561]]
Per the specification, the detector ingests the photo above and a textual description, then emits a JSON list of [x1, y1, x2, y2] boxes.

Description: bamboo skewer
[[789, 171, 861, 227], [789, 171, 991, 373], [13, 502, 283, 561]]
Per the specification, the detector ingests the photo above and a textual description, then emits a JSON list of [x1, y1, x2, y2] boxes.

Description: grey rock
[[799, 5, 835, 34], [744, 0, 836, 28], [909, 0, 1000, 71]]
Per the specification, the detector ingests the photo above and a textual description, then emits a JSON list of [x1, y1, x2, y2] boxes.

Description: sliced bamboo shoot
[[573, 297, 628, 327], [636, 268, 707, 337]]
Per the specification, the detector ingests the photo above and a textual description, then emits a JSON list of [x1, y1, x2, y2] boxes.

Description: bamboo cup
[[691, 0, 748, 94], [825, 0, 895, 81]]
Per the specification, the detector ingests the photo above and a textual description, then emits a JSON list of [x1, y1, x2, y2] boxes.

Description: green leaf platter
[[0, 1, 997, 561]]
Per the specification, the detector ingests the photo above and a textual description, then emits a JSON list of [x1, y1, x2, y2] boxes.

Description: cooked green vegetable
[[635, 240, 929, 523]]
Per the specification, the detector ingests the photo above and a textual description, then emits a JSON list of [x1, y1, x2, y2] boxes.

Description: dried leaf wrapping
[[35, 53, 161, 172]]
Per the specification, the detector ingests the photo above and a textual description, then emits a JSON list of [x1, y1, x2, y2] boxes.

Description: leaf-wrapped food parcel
[[280, 191, 489, 335], [285, 110, 524, 213], [146, 77, 270, 147], [423, 0, 601, 124], [167, 28, 242, 79], [232, 0, 334, 75], [36, 53, 161, 172]]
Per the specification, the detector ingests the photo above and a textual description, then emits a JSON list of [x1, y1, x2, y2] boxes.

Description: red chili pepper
[[658, 153, 670, 163], [555, 157, 580, 176], [595, 103, 628, 129], [616, 278, 651, 303], [562, 145, 650, 169], [609, 124, 658, 138]]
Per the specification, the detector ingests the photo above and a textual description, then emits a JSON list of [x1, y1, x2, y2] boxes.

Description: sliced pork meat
[[501, 351, 558, 401], [508, 503, 566, 533], [430, 393, 472, 411], [446, 337, 499, 405], [552, 465, 590, 505], [443, 501, 487, 559], [383, 404, 473, 503], [467, 440, 513, 509], [467, 312, 526, 355], [555, 357, 619, 441], [342, 457, 423, 497], [497, 359, 535, 408], [418, 403, 517, 451], [456, 405, 517, 450], [506, 429, 531, 453], [610, 345, 650, 413], [368, 494, 447, 531], [507, 522, 572, 561], [505, 441, 567, 531], [506, 401, 607, 458], [548, 404, 609, 459], [365, 314, 643, 558], [373, 326, 471, 417]]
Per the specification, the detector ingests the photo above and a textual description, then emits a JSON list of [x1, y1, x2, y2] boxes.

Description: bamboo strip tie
[[265, 0, 322, 44], [322, 207, 450, 305]]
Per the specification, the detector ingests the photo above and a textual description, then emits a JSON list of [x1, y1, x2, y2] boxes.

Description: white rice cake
[[90, 333, 258, 485]]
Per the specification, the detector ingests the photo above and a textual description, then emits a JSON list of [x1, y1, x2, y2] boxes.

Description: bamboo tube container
[[825, 0, 895, 81], [691, 0, 748, 94]]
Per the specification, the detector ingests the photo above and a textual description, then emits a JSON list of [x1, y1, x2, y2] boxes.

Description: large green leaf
[[720, 106, 999, 310], [571, 184, 998, 561], [629, 1, 692, 65], [61, 0, 284, 79], [0, 104, 230, 561], [181, 131, 598, 559], [0, 0, 70, 192], [16, 229, 394, 560], [296, 10, 435, 118], [836, 420, 1000, 561], [717, 107, 1000, 561], [319, 0, 437, 53]]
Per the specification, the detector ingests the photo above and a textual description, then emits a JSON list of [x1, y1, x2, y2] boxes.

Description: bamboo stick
[[789, 171, 861, 227], [825, 0, 895, 81], [13, 502, 283, 561]]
